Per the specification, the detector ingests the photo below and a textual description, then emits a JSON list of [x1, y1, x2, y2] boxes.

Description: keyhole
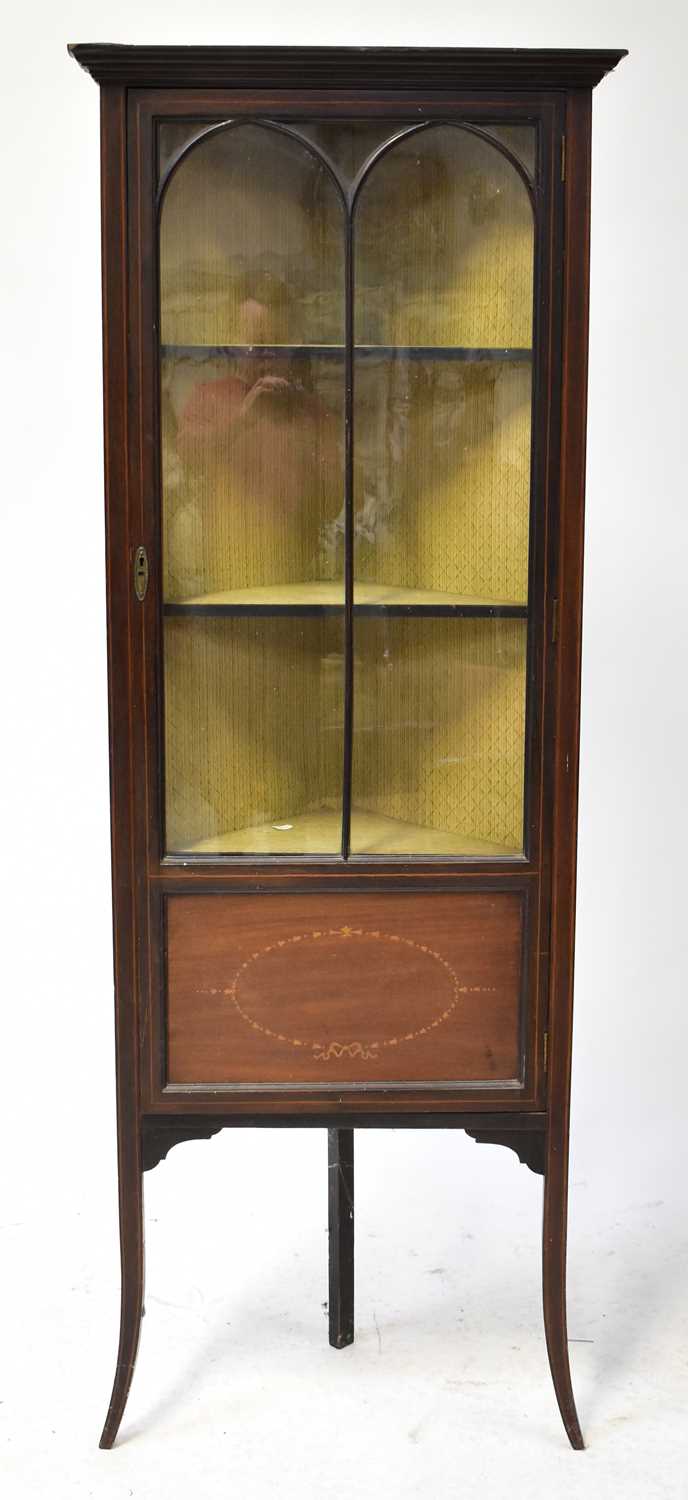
[[134, 546, 148, 601]]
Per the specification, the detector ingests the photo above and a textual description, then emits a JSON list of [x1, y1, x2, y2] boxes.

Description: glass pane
[[161, 347, 344, 604], [165, 618, 344, 854], [352, 126, 533, 854], [352, 354, 531, 605], [158, 119, 207, 182], [160, 123, 345, 347], [159, 124, 345, 852], [355, 125, 533, 348], [353, 126, 533, 607], [477, 124, 536, 180], [351, 618, 527, 857]]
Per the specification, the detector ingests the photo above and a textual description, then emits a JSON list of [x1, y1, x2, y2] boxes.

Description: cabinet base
[[100, 1112, 582, 1450]]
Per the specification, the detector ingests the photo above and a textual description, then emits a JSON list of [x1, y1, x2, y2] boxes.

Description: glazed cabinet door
[[158, 116, 536, 860], [127, 96, 561, 1106]]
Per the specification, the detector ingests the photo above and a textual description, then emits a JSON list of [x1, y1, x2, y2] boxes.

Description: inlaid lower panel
[[165, 891, 525, 1089]]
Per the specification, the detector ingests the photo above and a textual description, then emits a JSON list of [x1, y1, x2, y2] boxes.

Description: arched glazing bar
[[157, 117, 535, 208], [157, 116, 347, 210], [477, 123, 537, 184], [349, 121, 535, 211]]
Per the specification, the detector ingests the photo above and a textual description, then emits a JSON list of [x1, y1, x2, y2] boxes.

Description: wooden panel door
[[166, 890, 527, 1089]]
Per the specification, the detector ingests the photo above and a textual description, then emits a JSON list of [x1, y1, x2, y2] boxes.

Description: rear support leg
[[327, 1127, 354, 1349]]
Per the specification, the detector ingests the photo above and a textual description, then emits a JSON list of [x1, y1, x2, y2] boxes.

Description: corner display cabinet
[[70, 43, 626, 1450]]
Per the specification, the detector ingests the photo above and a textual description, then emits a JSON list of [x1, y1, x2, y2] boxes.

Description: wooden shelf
[[161, 343, 532, 362], [164, 581, 528, 618], [177, 806, 521, 858]]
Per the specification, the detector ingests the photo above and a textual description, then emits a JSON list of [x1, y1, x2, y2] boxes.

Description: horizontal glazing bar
[[164, 602, 529, 619], [161, 343, 533, 362]]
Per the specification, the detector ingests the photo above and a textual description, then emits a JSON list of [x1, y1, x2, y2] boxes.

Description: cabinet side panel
[[546, 92, 593, 1178], [100, 83, 144, 1248], [102, 85, 140, 1135], [165, 890, 525, 1089]]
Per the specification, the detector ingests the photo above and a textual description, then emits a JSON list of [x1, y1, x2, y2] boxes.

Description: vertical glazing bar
[[340, 207, 355, 858]]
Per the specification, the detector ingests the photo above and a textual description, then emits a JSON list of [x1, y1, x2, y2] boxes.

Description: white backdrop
[[2, 3, 687, 1497]]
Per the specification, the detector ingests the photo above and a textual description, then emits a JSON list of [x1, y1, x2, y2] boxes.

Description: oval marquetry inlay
[[217, 926, 470, 1061]]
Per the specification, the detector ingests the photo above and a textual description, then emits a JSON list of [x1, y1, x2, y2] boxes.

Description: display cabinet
[[69, 43, 626, 1449]]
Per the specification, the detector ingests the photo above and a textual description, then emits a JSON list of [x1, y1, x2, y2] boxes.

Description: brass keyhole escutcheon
[[133, 545, 149, 602]]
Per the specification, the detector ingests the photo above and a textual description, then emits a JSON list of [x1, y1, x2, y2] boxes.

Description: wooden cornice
[[68, 44, 627, 92]]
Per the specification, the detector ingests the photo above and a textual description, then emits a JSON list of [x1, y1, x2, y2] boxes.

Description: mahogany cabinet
[[69, 43, 626, 1449]]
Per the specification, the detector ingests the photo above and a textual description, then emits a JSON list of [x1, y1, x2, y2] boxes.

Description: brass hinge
[[561, 134, 566, 182], [551, 596, 559, 644], [543, 1030, 549, 1073], [133, 545, 149, 602]]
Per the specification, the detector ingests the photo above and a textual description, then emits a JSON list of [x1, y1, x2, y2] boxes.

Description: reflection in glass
[[161, 348, 344, 603], [160, 126, 345, 605]]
